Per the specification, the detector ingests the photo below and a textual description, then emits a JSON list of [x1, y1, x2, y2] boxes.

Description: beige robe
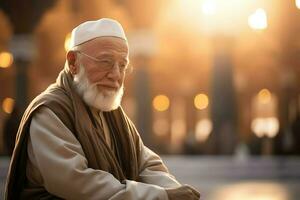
[[26, 107, 180, 200]]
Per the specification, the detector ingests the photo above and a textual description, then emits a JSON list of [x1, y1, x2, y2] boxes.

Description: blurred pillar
[[124, 0, 163, 148], [129, 31, 157, 148], [133, 57, 152, 147], [0, 0, 57, 155], [0, 0, 57, 111], [9, 35, 35, 110], [210, 36, 237, 155], [277, 0, 299, 154]]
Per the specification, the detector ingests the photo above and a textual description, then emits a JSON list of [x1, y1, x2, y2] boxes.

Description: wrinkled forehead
[[78, 36, 129, 56]]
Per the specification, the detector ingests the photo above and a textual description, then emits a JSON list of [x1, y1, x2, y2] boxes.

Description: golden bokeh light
[[251, 117, 279, 138], [2, 98, 15, 114], [153, 119, 169, 136], [202, 0, 217, 15], [195, 118, 213, 142], [153, 95, 170, 111], [194, 93, 209, 110], [64, 33, 72, 52], [296, 0, 300, 9], [258, 89, 271, 104], [0, 51, 14, 68], [212, 182, 289, 200], [248, 8, 268, 30]]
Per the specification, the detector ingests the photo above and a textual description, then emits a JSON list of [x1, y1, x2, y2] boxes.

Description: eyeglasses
[[76, 51, 132, 74]]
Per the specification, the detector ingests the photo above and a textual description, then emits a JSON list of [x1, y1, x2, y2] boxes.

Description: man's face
[[77, 37, 128, 94], [71, 37, 129, 111]]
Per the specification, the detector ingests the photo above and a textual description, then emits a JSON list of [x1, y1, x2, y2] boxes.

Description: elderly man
[[5, 18, 200, 200]]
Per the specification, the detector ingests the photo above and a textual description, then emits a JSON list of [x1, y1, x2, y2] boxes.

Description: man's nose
[[107, 62, 121, 80]]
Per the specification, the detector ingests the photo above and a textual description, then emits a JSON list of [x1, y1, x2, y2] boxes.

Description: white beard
[[73, 64, 124, 111]]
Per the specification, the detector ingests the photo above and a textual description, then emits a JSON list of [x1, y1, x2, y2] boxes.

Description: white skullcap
[[69, 18, 127, 48]]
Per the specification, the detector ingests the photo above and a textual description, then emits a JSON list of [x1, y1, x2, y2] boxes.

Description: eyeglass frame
[[75, 51, 133, 74]]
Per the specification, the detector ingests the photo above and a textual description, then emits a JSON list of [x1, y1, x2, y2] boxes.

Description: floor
[[1, 156, 299, 199]]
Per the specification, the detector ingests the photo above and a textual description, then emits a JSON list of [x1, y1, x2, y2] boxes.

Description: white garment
[[27, 107, 180, 200]]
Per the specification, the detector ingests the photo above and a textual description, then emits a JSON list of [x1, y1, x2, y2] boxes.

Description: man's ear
[[67, 51, 78, 75]]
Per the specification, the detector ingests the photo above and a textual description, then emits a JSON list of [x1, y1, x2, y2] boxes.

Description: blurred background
[[0, 0, 300, 199]]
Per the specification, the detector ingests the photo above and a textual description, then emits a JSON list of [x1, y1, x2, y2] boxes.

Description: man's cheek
[[97, 85, 103, 91], [87, 71, 104, 83]]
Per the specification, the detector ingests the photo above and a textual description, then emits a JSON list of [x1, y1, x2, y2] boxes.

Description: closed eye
[[99, 59, 113, 66]]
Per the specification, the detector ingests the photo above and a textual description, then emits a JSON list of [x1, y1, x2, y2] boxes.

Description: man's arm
[[27, 107, 168, 200], [136, 127, 201, 200], [138, 141, 181, 188]]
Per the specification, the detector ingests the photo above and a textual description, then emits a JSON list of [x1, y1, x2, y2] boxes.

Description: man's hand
[[166, 184, 200, 200]]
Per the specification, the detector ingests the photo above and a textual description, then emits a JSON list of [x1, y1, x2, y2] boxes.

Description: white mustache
[[73, 63, 124, 111]]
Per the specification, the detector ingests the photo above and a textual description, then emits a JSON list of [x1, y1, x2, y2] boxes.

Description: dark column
[[0, 0, 57, 155], [0, 0, 57, 111], [134, 58, 153, 147], [210, 36, 237, 155]]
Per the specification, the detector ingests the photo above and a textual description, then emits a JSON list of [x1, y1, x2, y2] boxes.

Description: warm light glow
[[0, 51, 13, 68], [64, 33, 72, 52], [160, 0, 262, 36], [195, 118, 213, 142], [202, 0, 217, 15], [194, 93, 209, 110], [248, 8, 268, 30], [212, 182, 289, 200], [153, 95, 170, 111], [171, 119, 186, 144], [251, 117, 279, 138], [2, 98, 15, 114], [296, 0, 300, 9], [258, 89, 271, 104], [153, 119, 169, 136]]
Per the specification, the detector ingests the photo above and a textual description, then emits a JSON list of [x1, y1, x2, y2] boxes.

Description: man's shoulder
[[27, 84, 72, 113], [37, 84, 72, 106], [27, 84, 74, 121], [29, 85, 76, 132]]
